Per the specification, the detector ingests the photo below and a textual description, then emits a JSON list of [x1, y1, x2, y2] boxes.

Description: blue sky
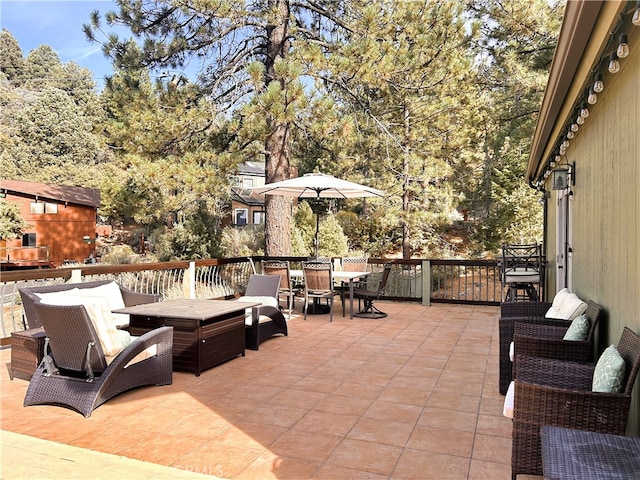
[[1, 0, 122, 89]]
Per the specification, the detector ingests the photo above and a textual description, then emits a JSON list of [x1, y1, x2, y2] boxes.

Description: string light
[[579, 103, 589, 118], [608, 51, 620, 73], [617, 33, 629, 58], [593, 73, 604, 92], [633, 0, 640, 26], [538, 1, 637, 186]]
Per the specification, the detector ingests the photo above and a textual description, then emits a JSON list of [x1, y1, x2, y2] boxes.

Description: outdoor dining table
[[290, 269, 370, 319]]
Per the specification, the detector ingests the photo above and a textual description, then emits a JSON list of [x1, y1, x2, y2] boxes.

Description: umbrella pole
[[315, 211, 320, 258]]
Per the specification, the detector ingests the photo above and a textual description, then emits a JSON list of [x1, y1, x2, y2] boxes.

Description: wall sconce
[[552, 162, 576, 190], [552, 169, 569, 190]]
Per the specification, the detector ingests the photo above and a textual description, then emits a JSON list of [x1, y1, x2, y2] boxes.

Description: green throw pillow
[[563, 314, 590, 341], [592, 345, 626, 393]]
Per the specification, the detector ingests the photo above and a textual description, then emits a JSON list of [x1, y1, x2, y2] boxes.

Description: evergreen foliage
[[0, 1, 564, 261]]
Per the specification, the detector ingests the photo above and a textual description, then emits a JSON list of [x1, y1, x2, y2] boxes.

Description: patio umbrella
[[252, 172, 385, 257]]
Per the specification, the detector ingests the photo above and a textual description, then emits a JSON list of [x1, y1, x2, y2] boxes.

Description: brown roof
[[0, 179, 100, 208]]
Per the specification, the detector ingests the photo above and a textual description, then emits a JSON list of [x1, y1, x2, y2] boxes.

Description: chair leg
[[303, 296, 308, 320], [354, 296, 387, 319], [329, 297, 333, 322]]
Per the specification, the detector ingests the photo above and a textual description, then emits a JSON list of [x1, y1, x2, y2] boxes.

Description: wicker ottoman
[[10, 328, 46, 380]]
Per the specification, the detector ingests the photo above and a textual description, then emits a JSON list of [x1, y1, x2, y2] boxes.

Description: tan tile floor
[[1, 302, 542, 479]]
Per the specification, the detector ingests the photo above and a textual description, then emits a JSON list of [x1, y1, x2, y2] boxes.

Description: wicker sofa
[[18, 280, 170, 417], [20, 280, 159, 329]]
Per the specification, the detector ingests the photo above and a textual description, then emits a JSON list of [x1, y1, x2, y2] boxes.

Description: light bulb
[[570, 123, 579, 132], [617, 33, 629, 58], [633, 2, 640, 26], [567, 131, 575, 140], [593, 73, 604, 93], [555, 155, 561, 163], [562, 140, 570, 149], [608, 51, 620, 73], [588, 88, 598, 104], [576, 115, 584, 125], [579, 103, 589, 118], [550, 160, 556, 168]]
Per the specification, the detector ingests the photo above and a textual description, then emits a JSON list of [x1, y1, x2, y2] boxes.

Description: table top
[[541, 426, 640, 480], [290, 270, 369, 281], [113, 298, 260, 321]]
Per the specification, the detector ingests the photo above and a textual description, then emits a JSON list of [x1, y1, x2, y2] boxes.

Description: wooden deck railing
[[1, 256, 500, 341]]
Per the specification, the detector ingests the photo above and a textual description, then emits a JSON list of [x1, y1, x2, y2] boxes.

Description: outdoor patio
[[1, 301, 538, 479]]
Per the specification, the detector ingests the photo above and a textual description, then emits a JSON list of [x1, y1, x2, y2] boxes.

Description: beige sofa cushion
[[77, 281, 129, 328], [38, 294, 131, 358]]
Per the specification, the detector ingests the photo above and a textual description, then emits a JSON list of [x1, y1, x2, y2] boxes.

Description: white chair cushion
[[503, 381, 514, 418], [545, 288, 570, 318], [237, 295, 279, 326], [559, 293, 588, 320], [35, 288, 82, 302], [78, 281, 129, 328], [39, 294, 131, 358]]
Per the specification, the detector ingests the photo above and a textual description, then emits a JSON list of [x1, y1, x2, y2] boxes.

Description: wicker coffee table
[[115, 299, 259, 376], [541, 426, 640, 480]]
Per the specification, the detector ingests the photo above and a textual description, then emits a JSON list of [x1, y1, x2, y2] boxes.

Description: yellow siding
[[544, 36, 640, 434]]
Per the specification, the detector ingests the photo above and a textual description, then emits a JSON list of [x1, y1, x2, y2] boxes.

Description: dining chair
[[338, 256, 368, 314], [262, 259, 297, 317], [353, 262, 392, 318], [302, 261, 340, 322]]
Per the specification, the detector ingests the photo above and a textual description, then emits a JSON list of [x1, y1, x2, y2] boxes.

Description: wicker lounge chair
[[498, 289, 588, 394], [239, 274, 288, 350], [262, 260, 297, 317], [510, 327, 640, 478], [24, 302, 173, 417], [511, 300, 604, 377], [353, 263, 392, 319]]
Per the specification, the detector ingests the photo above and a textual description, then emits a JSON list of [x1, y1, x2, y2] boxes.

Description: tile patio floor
[[1, 301, 541, 479]]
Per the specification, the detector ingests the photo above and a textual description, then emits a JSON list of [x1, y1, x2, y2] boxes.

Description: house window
[[30, 202, 44, 214], [22, 233, 36, 247], [253, 211, 265, 224], [235, 208, 248, 226], [242, 177, 254, 188], [29, 201, 58, 214]]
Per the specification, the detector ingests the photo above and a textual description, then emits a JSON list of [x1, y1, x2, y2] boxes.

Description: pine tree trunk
[[264, 0, 292, 256]]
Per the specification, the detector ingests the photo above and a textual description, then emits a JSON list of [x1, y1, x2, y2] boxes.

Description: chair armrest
[[119, 286, 160, 306], [514, 379, 632, 434], [514, 322, 568, 339], [514, 331, 593, 365], [501, 301, 551, 318], [515, 355, 594, 390], [103, 326, 173, 374], [247, 305, 286, 329]]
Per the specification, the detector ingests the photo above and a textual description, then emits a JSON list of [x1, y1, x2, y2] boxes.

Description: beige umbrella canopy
[[252, 173, 385, 257]]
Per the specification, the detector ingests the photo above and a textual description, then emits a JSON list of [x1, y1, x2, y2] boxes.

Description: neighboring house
[[527, 0, 639, 433], [229, 162, 266, 227], [0, 180, 100, 268]]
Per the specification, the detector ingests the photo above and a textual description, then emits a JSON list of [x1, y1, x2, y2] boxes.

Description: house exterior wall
[[3, 192, 97, 265], [542, 24, 640, 434]]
